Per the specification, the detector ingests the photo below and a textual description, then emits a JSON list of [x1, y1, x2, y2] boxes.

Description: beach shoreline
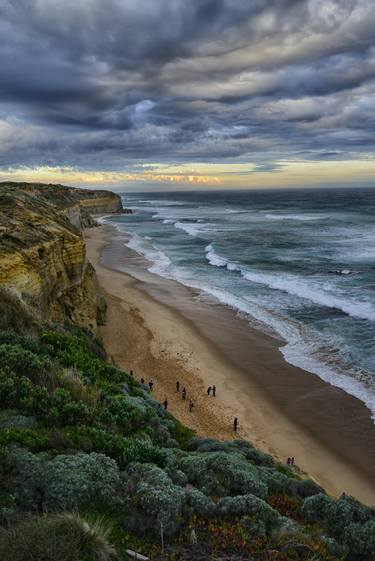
[[85, 223, 375, 505]]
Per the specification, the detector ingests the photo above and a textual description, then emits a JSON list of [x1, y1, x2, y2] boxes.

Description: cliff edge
[[0, 182, 123, 332]]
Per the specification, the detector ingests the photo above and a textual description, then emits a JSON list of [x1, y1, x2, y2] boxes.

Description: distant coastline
[[85, 223, 375, 505]]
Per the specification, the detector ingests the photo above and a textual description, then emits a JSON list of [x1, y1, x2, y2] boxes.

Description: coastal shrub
[[48, 388, 90, 426], [231, 439, 274, 466], [183, 488, 214, 519], [301, 493, 333, 524], [177, 451, 267, 498], [41, 330, 135, 390], [188, 437, 274, 467], [7, 448, 120, 512], [0, 413, 36, 432], [0, 373, 90, 428], [121, 435, 167, 466], [342, 520, 375, 560], [122, 463, 214, 537], [187, 437, 233, 453], [168, 418, 194, 449], [259, 467, 291, 494], [165, 467, 188, 487], [288, 478, 325, 499], [6, 448, 44, 511], [65, 427, 167, 468], [146, 415, 178, 448], [302, 493, 374, 540], [320, 536, 346, 559], [325, 496, 373, 538], [0, 344, 53, 385], [268, 492, 302, 521], [103, 395, 154, 432], [0, 512, 116, 561], [0, 333, 40, 353], [122, 463, 185, 536], [216, 494, 280, 534], [58, 368, 99, 407], [0, 428, 50, 451]]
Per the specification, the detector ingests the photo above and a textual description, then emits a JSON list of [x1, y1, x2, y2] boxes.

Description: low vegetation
[[0, 290, 374, 560]]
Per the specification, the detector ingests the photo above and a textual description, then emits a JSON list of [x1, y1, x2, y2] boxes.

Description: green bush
[[301, 493, 333, 524], [0, 344, 53, 383], [188, 437, 274, 467], [0, 512, 116, 561], [177, 451, 267, 498], [0, 428, 49, 451], [216, 494, 280, 535], [342, 520, 375, 560], [302, 493, 373, 538], [259, 467, 291, 494], [0, 373, 90, 428], [8, 448, 121, 512], [288, 478, 325, 499], [0, 413, 36, 432], [122, 463, 214, 537]]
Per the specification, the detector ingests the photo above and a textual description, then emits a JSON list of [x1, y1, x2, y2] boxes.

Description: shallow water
[[102, 188, 375, 420]]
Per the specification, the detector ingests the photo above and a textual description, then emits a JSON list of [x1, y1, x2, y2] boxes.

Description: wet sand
[[85, 224, 375, 505]]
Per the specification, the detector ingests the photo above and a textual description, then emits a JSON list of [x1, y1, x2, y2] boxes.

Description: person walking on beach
[[176, 380, 180, 392], [207, 386, 211, 396], [233, 417, 238, 432], [130, 369, 134, 377], [163, 399, 168, 410], [189, 400, 194, 412], [287, 457, 291, 466], [182, 387, 186, 400], [148, 380, 154, 392], [212, 385, 216, 397], [140, 377, 145, 384], [291, 457, 295, 466]]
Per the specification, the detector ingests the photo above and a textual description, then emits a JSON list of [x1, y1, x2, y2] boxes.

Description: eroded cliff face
[[0, 182, 123, 332]]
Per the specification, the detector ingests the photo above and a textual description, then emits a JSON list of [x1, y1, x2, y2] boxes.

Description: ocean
[[102, 188, 375, 420]]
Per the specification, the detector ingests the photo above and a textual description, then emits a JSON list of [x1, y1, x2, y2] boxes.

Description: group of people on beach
[[138, 375, 154, 393], [131, 369, 239, 432], [286, 457, 295, 466]]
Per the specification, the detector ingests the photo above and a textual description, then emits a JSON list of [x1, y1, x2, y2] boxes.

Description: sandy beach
[[85, 224, 375, 506]]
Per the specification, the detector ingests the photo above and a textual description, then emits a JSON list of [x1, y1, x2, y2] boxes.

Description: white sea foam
[[126, 233, 172, 275], [163, 219, 176, 224], [204, 241, 375, 322], [239, 269, 375, 322], [281, 336, 375, 422], [121, 230, 375, 420], [174, 221, 215, 237], [205, 244, 228, 267], [265, 213, 328, 221], [174, 222, 202, 237]]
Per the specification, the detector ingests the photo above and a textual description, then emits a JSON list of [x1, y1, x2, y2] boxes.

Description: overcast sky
[[1, 0, 375, 190]]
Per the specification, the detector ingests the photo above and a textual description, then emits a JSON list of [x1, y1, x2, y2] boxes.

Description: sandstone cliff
[[0, 182, 123, 332]]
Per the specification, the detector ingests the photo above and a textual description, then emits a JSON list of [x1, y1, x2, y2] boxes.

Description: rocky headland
[[0, 182, 123, 332]]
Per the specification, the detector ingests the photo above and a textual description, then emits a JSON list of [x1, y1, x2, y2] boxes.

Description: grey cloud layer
[[0, 0, 374, 171]]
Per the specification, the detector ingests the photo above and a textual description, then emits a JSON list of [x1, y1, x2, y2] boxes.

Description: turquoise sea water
[[102, 188, 375, 420]]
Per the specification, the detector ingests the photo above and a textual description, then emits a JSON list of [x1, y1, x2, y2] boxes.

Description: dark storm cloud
[[0, 0, 374, 171]]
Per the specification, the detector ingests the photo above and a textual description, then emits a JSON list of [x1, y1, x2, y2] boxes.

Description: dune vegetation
[[0, 288, 374, 561]]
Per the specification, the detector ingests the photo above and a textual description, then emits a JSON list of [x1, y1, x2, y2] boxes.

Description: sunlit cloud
[[0, 166, 222, 187], [0, 1, 374, 189]]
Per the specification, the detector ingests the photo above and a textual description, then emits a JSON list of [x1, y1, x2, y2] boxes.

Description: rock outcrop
[[0, 182, 123, 332]]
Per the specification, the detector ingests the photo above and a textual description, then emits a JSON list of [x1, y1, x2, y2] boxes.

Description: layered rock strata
[[0, 182, 123, 332]]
